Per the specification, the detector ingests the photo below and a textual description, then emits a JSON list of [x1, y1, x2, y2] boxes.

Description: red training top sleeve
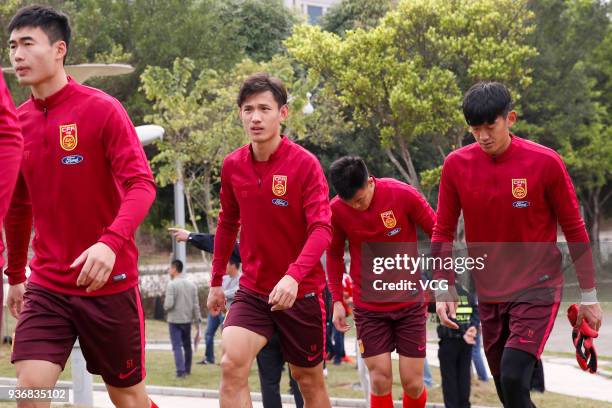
[[431, 158, 460, 286], [96, 101, 156, 253], [405, 186, 436, 237], [547, 155, 595, 290], [5, 173, 32, 285], [327, 210, 347, 303], [0, 70, 24, 271], [285, 157, 332, 284], [211, 159, 241, 287]]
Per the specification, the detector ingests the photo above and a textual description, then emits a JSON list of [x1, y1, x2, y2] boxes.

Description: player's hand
[[463, 326, 477, 345], [577, 303, 603, 332], [436, 301, 459, 329], [269, 275, 298, 311], [207, 286, 226, 316], [168, 227, 191, 243], [332, 301, 351, 333], [72, 242, 116, 293], [7, 283, 25, 319]]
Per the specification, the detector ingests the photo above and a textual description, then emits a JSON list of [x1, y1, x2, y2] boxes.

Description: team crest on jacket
[[59, 124, 78, 151], [380, 210, 397, 229], [272, 175, 287, 196], [512, 178, 527, 199]]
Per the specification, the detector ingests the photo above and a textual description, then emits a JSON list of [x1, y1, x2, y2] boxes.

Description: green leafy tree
[[219, 0, 297, 62], [287, 0, 537, 190], [517, 0, 611, 241], [321, 0, 394, 35]]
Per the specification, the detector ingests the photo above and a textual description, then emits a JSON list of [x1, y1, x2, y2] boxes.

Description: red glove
[[567, 304, 598, 373]]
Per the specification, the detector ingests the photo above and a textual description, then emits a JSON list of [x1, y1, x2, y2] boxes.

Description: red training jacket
[[5, 77, 156, 295]]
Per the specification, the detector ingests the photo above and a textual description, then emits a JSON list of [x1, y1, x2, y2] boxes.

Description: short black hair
[[462, 82, 512, 127], [171, 259, 184, 273], [329, 156, 369, 200], [237, 73, 287, 109], [8, 5, 71, 60]]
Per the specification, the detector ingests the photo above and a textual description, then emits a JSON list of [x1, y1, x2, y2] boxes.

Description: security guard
[[436, 283, 479, 408]]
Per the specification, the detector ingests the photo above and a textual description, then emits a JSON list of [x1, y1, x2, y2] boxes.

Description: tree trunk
[[184, 178, 199, 234], [385, 148, 413, 184], [184, 176, 209, 264], [202, 166, 216, 234], [397, 137, 421, 191], [385, 145, 421, 191], [581, 186, 612, 268]]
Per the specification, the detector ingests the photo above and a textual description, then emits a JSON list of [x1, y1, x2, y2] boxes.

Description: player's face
[[240, 91, 288, 145], [469, 111, 516, 156], [345, 177, 375, 211], [9, 26, 65, 87]]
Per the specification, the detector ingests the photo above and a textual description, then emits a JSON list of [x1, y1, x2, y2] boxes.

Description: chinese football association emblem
[[380, 210, 397, 229], [272, 175, 287, 196], [59, 124, 78, 151], [512, 178, 527, 199]]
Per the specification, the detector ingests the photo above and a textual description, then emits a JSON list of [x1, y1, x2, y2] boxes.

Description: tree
[[517, 0, 612, 241], [321, 0, 394, 35], [218, 0, 297, 62], [286, 0, 537, 190]]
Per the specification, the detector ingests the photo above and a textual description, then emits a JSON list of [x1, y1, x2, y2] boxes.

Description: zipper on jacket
[[251, 159, 264, 190], [42, 106, 49, 151]]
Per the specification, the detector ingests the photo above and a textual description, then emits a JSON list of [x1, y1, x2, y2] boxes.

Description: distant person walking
[[164, 259, 201, 378]]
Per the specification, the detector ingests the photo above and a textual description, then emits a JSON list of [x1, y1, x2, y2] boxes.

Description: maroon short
[[12, 282, 146, 388], [223, 287, 325, 367], [479, 301, 560, 375], [353, 303, 427, 358]]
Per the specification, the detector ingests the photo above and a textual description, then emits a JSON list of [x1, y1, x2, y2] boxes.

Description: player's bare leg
[[15, 360, 61, 408], [398, 356, 425, 397], [106, 381, 150, 408], [399, 356, 426, 407], [219, 326, 267, 408], [364, 353, 393, 395], [289, 362, 331, 407]]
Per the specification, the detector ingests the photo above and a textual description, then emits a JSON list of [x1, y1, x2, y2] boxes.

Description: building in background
[[283, 0, 341, 24]]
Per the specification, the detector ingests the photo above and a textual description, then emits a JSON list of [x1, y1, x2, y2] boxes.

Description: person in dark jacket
[[435, 283, 479, 408]]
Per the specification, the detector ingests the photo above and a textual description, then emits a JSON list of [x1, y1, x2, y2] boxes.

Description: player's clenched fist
[[73, 242, 116, 293], [207, 286, 227, 316], [332, 301, 350, 333], [268, 275, 298, 311], [7, 283, 25, 319], [436, 301, 459, 330]]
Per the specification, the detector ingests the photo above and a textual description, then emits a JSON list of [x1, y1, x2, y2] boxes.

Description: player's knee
[[369, 370, 393, 394], [16, 369, 48, 389], [500, 370, 524, 392], [220, 354, 248, 383], [401, 377, 424, 399], [291, 367, 323, 392], [108, 393, 149, 408]]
